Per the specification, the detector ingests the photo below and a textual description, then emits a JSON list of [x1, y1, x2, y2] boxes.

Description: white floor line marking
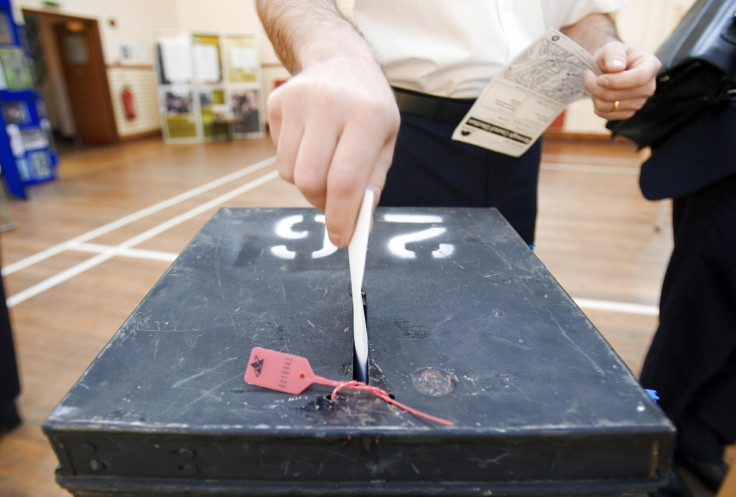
[[75, 243, 179, 262], [541, 162, 639, 175], [1, 156, 276, 277], [573, 297, 658, 316], [542, 154, 642, 167], [6, 170, 279, 307]]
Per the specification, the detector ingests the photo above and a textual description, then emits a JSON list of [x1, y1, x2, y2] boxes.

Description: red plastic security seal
[[244, 347, 453, 426]]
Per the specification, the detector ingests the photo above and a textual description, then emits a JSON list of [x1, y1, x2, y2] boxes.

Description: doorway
[[23, 10, 118, 147]]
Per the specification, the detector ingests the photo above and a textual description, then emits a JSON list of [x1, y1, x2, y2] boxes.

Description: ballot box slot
[[350, 285, 369, 384]]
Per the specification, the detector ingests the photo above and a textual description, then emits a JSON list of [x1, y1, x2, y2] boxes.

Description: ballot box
[[44, 207, 674, 497]]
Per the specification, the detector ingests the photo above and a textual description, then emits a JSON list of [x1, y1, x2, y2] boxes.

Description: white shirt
[[353, 0, 627, 98]]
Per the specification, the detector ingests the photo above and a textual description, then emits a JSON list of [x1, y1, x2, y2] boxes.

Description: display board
[[153, 31, 264, 143], [0, 0, 58, 199]]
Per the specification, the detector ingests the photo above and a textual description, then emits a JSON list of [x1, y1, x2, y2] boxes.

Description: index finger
[[322, 133, 381, 247]]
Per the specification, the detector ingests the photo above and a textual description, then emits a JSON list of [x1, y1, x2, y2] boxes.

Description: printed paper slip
[[452, 28, 601, 157]]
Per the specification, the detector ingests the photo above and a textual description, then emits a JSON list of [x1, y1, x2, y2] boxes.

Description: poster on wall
[[223, 34, 258, 84], [156, 34, 192, 85], [192, 33, 221, 84]]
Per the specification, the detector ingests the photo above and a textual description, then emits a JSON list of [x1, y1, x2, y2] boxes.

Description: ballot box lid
[[44, 207, 673, 496]]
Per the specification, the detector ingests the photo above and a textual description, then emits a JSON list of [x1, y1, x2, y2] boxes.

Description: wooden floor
[[0, 134, 711, 495]]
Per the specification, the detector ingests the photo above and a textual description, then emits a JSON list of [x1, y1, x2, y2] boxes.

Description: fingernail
[[329, 232, 344, 248], [611, 59, 626, 70]]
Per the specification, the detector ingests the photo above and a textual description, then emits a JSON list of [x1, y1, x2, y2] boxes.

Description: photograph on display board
[[162, 88, 197, 140], [165, 89, 192, 115], [198, 88, 228, 138], [230, 88, 262, 135]]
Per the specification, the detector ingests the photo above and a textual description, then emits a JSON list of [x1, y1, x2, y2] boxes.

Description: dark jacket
[[639, 101, 736, 200]]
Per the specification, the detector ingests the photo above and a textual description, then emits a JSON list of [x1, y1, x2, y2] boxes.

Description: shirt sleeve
[[542, 0, 628, 28]]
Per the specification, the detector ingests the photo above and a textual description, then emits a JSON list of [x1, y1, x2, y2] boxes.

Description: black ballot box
[[44, 207, 674, 497]]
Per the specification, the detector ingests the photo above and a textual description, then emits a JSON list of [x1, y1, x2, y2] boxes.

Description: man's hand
[[267, 55, 400, 248], [583, 41, 661, 120]]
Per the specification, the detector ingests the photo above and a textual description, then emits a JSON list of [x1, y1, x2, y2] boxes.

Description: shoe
[[674, 451, 728, 493], [674, 414, 729, 492]]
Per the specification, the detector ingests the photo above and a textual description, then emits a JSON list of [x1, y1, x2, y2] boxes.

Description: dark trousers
[[1, 253, 21, 430], [639, 172, 736, 457], [379, 112, 542, 245]]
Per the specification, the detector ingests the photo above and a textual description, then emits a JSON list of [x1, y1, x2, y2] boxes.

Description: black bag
[[606, 0, 736, 149]]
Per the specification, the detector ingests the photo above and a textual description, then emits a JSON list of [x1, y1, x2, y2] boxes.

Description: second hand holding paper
[[348, 189, 374, 383]]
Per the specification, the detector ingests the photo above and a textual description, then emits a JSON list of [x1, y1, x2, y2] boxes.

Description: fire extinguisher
[[122, 85, 136, 119]]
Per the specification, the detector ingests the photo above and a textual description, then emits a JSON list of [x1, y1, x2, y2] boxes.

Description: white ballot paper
[[452, 28, 601, 157], [348, 189, 374, 383]]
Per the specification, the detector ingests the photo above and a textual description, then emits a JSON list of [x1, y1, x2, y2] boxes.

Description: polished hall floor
[[0, 134, 705, 496]]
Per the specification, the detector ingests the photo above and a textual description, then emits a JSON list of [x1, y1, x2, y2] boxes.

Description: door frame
[[23, 9, 118, 145]]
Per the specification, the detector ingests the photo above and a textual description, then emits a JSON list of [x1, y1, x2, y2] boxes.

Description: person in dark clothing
[[0, 252, 21, 436], [638, 102, 736, 497]]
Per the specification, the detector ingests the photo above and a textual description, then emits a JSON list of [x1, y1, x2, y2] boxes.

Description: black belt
[[392, 87, 475, 124]]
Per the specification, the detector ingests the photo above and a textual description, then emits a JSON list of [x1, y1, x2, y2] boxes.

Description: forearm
[[560, 13, 621, 55], [256, 0, 378, 74]]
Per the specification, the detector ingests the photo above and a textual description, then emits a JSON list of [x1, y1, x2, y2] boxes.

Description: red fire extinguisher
[[122, 85, 136, 119]]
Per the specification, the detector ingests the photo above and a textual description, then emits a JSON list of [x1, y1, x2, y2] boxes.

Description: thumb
[[598, 42, 627, 74]]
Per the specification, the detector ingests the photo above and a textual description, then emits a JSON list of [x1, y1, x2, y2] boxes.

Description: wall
[[17, 0, 179, 139], [17, 0, 179, 64], [166, 0, 290, 107], [107, 67, 160, 137]]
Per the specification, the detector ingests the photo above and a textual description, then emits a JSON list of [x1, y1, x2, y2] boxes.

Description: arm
[[256, 0, 400, 247], [561, 13, 661, 119]]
